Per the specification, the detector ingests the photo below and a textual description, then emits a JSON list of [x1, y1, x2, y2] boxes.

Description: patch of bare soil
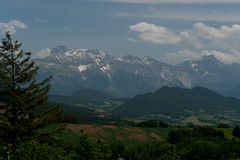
[[103, 125, 117, 130], [66, 124, 102, 135], [124, 127, 143, 133], [128, 133, 147, 142], [66, 124, 161, 142], [116, 135, 125, 141]]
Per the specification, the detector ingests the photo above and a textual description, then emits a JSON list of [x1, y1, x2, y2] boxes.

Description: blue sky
[[1, 0, 240, 64]]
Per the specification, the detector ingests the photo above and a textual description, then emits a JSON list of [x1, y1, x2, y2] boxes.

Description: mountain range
[[113, 86, 240, 117], [35, 46, 240, 98]]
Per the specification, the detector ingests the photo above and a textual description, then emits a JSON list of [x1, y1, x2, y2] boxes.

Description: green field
[[39, 123, 234, 145]]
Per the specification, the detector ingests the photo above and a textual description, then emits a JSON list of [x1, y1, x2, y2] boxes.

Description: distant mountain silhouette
[[113, 86, 240, 117], [49, 88, 113, 105]]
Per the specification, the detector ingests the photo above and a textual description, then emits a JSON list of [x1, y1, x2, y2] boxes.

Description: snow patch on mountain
[[143, 57, 151, 65], [78, 64, 89, 72], [100, 64, 111, 72], [35, 46, 240, 97], [100, 64, 112, 81], [161, 73, 165, 79], [114, 56, 124, 62]]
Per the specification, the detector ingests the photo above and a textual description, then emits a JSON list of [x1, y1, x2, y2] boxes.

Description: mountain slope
[[36, 46, 188, 97], [113, 86, 240, 117], [49, 88, 113, 105], [35, 46, 240, 98], [178, 55, 240, 96]]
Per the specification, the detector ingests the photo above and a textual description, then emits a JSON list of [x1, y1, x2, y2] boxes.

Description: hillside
[[113, 86, 240, 117], [40, 102, 97, 123], [71, 88, 113, 102], [65, 124, 169, 143], [49, 88, 113, 105]]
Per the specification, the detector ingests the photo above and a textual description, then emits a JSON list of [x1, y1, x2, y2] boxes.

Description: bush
[[0, 140, 77, 160], [180, 139, 218, 160], [75, 135, 111, 160], [110, 141, 177, 160], [137, 120, 168, 128], [217, 123, 229, 128], [168, 127, 225, 144]]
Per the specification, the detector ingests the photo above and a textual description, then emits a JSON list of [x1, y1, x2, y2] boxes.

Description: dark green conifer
[[233, 125, 240, 138], [0, 32, 62, 155]]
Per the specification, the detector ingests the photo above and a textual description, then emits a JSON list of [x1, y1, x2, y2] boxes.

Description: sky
[[1, 0, 240, 64]]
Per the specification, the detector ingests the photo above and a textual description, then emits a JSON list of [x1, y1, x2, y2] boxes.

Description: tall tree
[[0, 32, 62, 155], [233, 125, 240, 138]]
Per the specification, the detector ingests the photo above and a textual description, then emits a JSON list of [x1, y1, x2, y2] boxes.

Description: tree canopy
[[0, 32, 62, 156]]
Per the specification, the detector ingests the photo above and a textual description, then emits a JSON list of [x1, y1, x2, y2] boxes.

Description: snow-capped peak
[[197, 55, 218, 62], [51, 45, 68, 54]]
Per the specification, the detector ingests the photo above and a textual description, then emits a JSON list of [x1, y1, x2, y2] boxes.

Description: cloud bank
[[129, 22, 240, 64], [0, 20, 27, 34], [129, 22, 181, 44], [34, 18, 48, 23]]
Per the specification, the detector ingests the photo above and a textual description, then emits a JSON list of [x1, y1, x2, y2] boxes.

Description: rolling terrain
[[48, 86, 240, 126], [114, 86, 240, 117], [113, 86, 240, 126]]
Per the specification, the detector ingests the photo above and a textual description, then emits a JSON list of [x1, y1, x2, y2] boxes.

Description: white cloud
[[192, 23, 240, 51], [127, 38, 136, 42], [209, 50, 237, 64], [163, 49, 238, 64], [0, 19, 27, 34], [129, 22, 240, 64], [129, 22, 181, 44], [129, 22, 240, 50], [194, 22, 240, 39], [34, 18, 48, 23], [179, 31, 205, 48], [99, 0, 240, 4], [35, 48, 51, 58], [113, 9, 240, 23], [162, 49, 205, 64]]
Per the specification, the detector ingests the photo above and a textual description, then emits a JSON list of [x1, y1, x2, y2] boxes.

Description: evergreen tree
[[0, 32, 62, 155], [233, 125, 240, 138]]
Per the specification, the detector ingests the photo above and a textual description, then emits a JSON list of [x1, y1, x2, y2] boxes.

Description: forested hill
[[113, 86, 240, 117], [49, 88, 113, 105]]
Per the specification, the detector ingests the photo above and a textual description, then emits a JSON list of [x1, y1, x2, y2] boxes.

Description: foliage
[[217, 123, 229, 128], [137, 120, 168, 128], [0, 32, 62, 156], [110, 141, 178, 160], [0, 123, 239, 159], [168, 126, 224, 144], [232, 125, 240, 138], [167, 126, 240, 159], [15, 140, 76, 160], [75, 134, 112, 160]]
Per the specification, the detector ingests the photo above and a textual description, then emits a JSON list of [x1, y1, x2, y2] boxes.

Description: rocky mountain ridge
[[35, 46, 240, 97]]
